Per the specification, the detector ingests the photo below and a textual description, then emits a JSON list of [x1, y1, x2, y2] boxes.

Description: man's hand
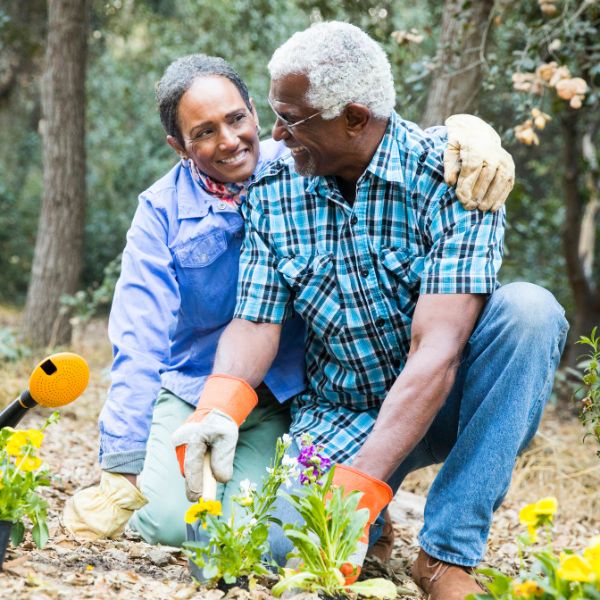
[[62, 471, 148, 540], [444, 114, 515, 212], [333, 465, 393, 584], [171, 374, 257, 502]]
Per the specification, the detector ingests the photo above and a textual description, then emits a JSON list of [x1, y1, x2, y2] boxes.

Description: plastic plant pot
[[0, 520, 12, 571]]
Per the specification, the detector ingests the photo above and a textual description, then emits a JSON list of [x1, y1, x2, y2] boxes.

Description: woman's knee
[[130, 493, 188, 546]]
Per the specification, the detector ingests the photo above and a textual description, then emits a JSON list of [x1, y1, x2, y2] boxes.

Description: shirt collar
[[364, 111, 404, 184], [176, 162, 241, 219], [303, 111, 405, 195]]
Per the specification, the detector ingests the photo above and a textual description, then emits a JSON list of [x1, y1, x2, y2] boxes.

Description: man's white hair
[[268, 21, 395, 120]]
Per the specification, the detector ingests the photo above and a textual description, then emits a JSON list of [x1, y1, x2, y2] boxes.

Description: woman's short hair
[[156, 54, 251, 146]]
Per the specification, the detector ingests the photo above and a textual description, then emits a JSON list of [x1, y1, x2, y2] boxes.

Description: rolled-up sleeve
[[98, 192, 180, 474], [420, 186, 505, 295]]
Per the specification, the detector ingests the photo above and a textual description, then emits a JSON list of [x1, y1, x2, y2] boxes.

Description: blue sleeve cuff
[[100, 450, 146, 475]]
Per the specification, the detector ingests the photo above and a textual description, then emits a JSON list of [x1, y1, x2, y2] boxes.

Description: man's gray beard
[[293, 154, 317, 177]]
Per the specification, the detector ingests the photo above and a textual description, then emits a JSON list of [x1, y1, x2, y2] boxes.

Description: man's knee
[[489, 282, 568, 343]]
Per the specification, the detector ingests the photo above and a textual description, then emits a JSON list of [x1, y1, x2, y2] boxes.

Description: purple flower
[[296, 436, 331, 486]]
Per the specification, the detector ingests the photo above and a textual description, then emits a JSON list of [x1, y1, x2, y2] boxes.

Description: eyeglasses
[[267, 97, 337, 131]]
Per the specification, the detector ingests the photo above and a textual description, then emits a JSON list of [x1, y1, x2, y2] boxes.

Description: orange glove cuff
[[189, 374, 258, 426], [332, 464, 393, 523]]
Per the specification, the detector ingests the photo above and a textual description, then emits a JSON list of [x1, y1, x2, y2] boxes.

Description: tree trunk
[[23, 0, 88, 347], [561, 112, 600, 363], [421, 0, 495, 127]]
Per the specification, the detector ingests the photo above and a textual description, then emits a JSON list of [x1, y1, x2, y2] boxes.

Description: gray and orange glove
[[171, 374, 257, 502], [333, 464, 393, 585], [444, 114, 515, 212]]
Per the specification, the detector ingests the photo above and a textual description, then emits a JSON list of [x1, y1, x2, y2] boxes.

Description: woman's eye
[[192, 129, 212, 141]]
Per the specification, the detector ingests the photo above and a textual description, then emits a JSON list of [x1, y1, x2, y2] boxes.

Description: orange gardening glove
[[171, 374, 257, 501], [333, 464, 393, 585]]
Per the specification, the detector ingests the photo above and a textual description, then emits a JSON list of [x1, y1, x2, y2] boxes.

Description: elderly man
[[174, 22, 568, 600]]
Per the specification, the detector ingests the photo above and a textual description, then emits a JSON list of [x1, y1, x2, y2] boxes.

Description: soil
[[0, 312, 598, 599]]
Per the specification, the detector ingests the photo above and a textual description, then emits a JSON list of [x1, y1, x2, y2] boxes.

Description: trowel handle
[[202, 452, 218, 501]]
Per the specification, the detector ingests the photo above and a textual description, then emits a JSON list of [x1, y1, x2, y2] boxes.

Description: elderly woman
[[63, 53, 513, 548]]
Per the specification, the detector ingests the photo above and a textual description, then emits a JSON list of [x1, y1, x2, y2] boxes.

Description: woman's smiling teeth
[[218, 149, 249, 165]]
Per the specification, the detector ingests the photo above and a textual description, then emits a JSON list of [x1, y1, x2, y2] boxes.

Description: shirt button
[[360, 268, 369, 277], [218, 201, 227, 210], [351, 215, 358, 225], [375, 317, 385, 328], [392, 358, 401, 369]]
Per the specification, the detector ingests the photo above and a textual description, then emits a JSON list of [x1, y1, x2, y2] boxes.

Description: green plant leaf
[[31, 520, 49, 548], [10, 520, 24, 546], [271, 570, 319, 596], [347, 577, 399, 599], [284, 529, 325, 570]]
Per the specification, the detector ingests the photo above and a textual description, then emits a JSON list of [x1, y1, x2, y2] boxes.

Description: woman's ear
[[167, 135, 187, 159], [250, 98, 260, 133]]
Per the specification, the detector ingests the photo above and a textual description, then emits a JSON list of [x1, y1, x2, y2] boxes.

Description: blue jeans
[[266, 282, 568, 567]]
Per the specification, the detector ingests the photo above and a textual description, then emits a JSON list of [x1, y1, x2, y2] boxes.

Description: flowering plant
[[272, 434, 397, 599], [470, 497, 600, 599], [0, 413, 58, 547], [184, 434, 297, 586], [574, 327, 600, 458]]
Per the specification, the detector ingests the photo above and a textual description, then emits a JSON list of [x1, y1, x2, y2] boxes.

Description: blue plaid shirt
[[234, 112, 505, 463]]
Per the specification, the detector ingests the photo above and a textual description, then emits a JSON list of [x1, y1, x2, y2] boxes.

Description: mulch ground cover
[[1, 311, 598, 599]]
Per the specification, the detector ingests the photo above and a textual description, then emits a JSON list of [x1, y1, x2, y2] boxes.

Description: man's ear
[[343, 103, 371, 136], [167, 135, 187, 159]]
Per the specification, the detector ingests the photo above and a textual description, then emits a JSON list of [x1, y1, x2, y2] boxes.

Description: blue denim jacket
[[98, 139, 306, 474]]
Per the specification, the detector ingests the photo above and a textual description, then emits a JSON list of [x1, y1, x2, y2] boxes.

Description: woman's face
[[168, 75, 260, 183]]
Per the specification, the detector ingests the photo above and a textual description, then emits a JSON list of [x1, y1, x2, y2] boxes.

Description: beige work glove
[[62, 471, 148, 540], [444, 114, 515, 212], [172, 374, 257, 502]]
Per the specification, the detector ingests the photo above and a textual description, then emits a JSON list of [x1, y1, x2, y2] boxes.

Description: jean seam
[[526, 323, 567, 427], [418, 534, 482, 567]]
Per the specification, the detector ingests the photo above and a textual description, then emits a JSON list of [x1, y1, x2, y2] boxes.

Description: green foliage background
[[1, 0, 598, 321]]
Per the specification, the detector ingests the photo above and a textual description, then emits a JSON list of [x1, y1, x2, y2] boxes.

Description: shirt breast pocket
[[379, 247, 423, 302], [174, 230, 228, 267], [173, 230, 240, 330], [277, 253, 345, 337]]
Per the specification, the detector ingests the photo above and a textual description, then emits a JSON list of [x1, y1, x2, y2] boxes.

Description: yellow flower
[[5, 429, 44, 457], [26, 429, 44, 449], [184, 498, 222, 524], [15, 455, 43, 472], [519, 497, 558, 535], [6, 431, 30, 456], [584, 536, 600, 578], [558, 553, 595, 583], [512, 579, 544, 597], [519, 503, 537, 526], [534, 497, 557, 518]]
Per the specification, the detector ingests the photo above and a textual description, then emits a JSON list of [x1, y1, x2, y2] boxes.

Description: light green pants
[[129, 386, 291, 546]]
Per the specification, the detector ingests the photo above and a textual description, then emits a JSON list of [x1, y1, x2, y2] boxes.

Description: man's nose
[[271, 117, 290, 142]]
